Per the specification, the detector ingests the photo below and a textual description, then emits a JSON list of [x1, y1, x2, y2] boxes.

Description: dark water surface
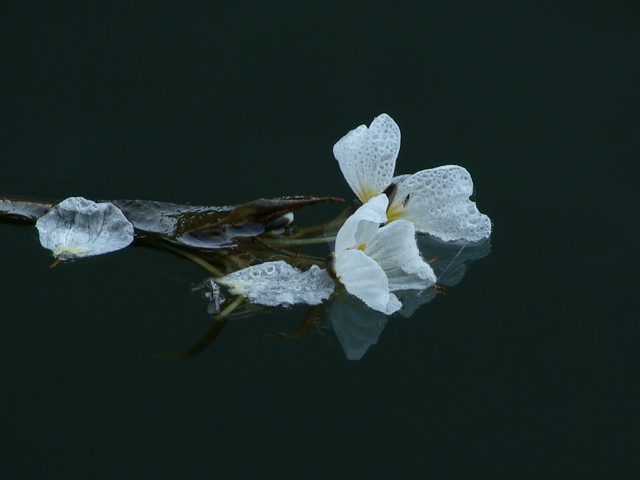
[[2, 3, 638, 478]]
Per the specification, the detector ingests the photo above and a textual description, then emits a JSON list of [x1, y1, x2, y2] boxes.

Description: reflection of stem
[[269, 304, 323, 340], [217, 295, 245, 318], [161, 243, 225, 277], [158, 318, 228, 360], [156, 294, 243, 360]]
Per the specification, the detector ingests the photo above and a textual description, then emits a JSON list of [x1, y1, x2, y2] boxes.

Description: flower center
[[357, 187, 378, 203], [386, 202, 404, 222]]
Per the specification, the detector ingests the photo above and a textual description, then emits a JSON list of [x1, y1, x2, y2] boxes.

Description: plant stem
[[217, 295, 245, 318], [265, 236, 336, 246], [161, 244, 225, 277]]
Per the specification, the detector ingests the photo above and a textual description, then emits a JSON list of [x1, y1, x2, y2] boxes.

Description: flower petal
[[333, 113, 400, 203], [218, 261, 335, 307], [334, 249, 401, 314], [36, 197, 134, 260], [365, 219, 436, 291], [389, 165, 492, 241], [334, 194, 388, 253]]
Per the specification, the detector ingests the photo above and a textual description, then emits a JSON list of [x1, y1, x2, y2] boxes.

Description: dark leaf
[[114, 196, 343, 249], [111, 200, 232, 237], [0, 197, 53, 224]]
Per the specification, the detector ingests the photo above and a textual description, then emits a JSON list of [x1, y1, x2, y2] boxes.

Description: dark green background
[[1, 2, 638, 478]]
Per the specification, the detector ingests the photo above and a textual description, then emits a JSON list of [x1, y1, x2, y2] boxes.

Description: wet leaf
[[4, 195, 344, 250], [113, 196, 343, 249], [0, 197, 53, 224], [212, 196, 343, 230], [111, 199, 232, 237]]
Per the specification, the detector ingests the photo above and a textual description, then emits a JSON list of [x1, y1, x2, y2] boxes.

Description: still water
[[1, 3, 637, 478]]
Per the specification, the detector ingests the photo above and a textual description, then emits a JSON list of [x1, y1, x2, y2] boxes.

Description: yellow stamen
[[52, 245, 86, 257], [386, 202, 404, 222]]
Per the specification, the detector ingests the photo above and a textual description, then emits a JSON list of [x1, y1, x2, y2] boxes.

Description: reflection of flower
[[333, 194, 436, 315], [328, 293, 388, 360], [417, 234, 491, 287], [36, 197, 134, 261], [324, 231, 490, 359], [333, 113, 492, 242]]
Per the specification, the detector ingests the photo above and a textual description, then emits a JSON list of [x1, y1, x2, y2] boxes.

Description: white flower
[[36, 197, 134, 262], [333, 194, 436, 315], [333, 113, 492, 242], [217, 261, 335, 307]]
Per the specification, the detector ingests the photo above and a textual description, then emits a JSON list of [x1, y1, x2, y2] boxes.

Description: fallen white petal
[[218, 261, 335, 307], [36, 197, 134, 260]]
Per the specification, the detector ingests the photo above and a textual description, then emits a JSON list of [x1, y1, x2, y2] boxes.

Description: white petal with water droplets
[[36, 197, 134, 260], [334, 249, 401, 315], [364, 219, 436, 292], [333, 113, 400, 203], [389, 165, 492, 241], [334, 194, 388, 253], [333, 194, 435, 314], [218, 261, 335, 307]]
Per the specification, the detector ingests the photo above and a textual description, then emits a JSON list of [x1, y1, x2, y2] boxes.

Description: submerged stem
[[157, 317, 228, 360], [265, 236, 336, 246], [217, 295, 245, 318], [161, 243, 225, 277]]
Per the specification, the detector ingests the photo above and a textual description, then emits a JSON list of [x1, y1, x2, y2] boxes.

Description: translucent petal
[[395, 289, 437, 318], [417, 234, 492, 287], [334, 249, 401, 314], [389, 165, 492, 241], [330, 296, 388, 360], [218, 261, 335, 307], [36, 197, 134, 260], [333, 113, 400, 203], [365, 220, 436, 291], [334, 194, 388, 253]]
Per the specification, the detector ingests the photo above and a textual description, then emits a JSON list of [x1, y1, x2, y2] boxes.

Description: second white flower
[[333, 194, 436, 314]]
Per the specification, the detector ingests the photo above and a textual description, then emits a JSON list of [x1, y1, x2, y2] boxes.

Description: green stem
[[162, 243, 225, 277], [265, 236, 336, 246], [217, 295, 245, 318]]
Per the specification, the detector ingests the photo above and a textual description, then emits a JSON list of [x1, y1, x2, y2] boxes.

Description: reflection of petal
[[36, 197, 134, 260], [390, 165, 492, 242], [330, 295, 388, 360], [334, 249, 401, 314], [218, 261, 335, 307], [365, 220, 436, 291], [395, 289, 437, 318], [417, 235, 492, 286], [333, 114, 400, 203]]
